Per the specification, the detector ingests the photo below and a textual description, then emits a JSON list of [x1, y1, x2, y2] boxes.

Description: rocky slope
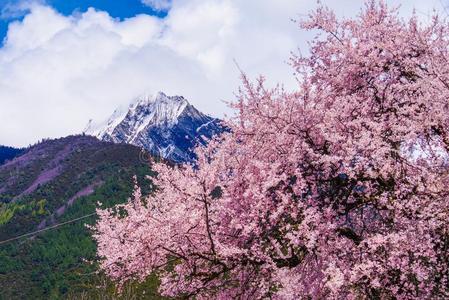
[[85, 92, 223, 162]]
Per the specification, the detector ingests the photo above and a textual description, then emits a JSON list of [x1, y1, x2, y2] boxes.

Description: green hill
[[0, 135, 163, 299]]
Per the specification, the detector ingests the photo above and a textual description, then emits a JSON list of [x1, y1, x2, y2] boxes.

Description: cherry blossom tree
[[94, 1, 449, 298]]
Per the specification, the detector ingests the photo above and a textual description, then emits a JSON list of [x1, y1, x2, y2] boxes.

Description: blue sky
[[0, 0, 167, 43], [0, 0, 446, 147]]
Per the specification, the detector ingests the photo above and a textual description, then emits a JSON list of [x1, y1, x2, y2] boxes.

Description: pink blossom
[[93, 1, 449, 298]]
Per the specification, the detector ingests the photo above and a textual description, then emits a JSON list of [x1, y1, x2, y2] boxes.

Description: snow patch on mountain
[[84, 106, 128, 139], [85, 92, 223, 162]]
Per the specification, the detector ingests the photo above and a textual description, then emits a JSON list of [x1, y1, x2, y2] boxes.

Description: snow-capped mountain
[[85, 92, 223, 162]]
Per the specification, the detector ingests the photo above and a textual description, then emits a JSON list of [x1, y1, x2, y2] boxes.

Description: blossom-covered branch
[[94, 1, 449, 298]]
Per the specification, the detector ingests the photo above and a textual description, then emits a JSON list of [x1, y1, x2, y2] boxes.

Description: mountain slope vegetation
[[0, 146, 23, 166], [0, 135, 162, 299]]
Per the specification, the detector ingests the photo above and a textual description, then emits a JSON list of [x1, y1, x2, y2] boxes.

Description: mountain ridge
[[0, 145, 23, 166], [85, 92, 223, 162]]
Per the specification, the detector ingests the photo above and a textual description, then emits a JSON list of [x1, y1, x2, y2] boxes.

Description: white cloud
[[0, 0, 446, 146], [0, 0, 43, 19], [141, 0, 172, 12]]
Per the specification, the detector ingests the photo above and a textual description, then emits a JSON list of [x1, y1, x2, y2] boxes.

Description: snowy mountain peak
[[85, 92, 223, 162], [132, 91, 185, 105], [85, 107, 128, 138], [131, 91, 172, 106], [125, 93, 190, 143]]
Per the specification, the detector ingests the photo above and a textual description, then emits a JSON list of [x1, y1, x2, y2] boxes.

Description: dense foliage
[[0, 146, 22, 165], [0, 136, 163, 299], [95, 2, 449, 299]]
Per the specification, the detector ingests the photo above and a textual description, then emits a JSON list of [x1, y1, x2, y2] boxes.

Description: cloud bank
[[0, 0, 446, 146], [141, 0, 172, 12]]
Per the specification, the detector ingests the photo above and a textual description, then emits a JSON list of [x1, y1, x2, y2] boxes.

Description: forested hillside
[[0, 146, 23, 165], [0, 135, 163, 299]]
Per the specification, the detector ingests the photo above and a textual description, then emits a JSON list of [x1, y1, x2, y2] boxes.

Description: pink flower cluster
[[94, 1, 449, 298]]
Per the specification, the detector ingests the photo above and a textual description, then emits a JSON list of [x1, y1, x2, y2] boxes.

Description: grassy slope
[[0, 135, 164, 299]]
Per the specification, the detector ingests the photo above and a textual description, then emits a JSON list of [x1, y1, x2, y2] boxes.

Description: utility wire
[[0, 213, 96, 246]]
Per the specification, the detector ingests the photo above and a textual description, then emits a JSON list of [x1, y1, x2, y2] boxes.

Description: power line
[[0, 213, 96, 246]]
